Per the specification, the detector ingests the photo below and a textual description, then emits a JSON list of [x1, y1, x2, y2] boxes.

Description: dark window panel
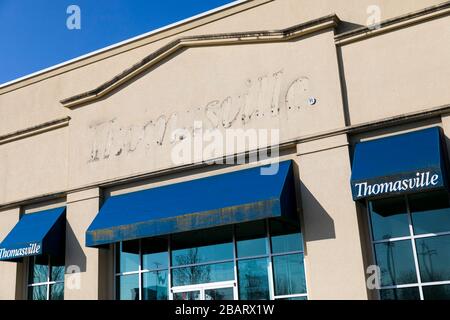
[[416, 235, 450, 282], [379, 287, 420, 300], [369, 197, 409, 241], [142, 270, 168, 300], [237, 258, 269, 300], [409, 191, 450, 235], [374, 240, 417, 286], [270, 218, 303, 253], [236, 220, 267, 258]]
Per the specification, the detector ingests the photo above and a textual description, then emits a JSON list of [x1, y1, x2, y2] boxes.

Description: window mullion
[[47, 256, 51, 301], [232, 224, 239, 300], [406, 195, 424, 300], [139, 239, 142, 301], [266, 219, 275, 300], [168, 236, 173, 300], [366, 199, 381, 300]]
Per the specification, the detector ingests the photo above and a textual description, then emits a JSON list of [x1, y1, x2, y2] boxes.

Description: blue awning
[[0, 207, 66, 262], [350, 127, 448, 200], [86, 160, 297, 247]]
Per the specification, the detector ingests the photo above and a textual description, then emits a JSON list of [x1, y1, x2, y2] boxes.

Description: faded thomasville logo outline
[[87, 71, 316, 163]]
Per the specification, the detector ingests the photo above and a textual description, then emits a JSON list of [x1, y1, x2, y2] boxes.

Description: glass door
[[171, 281, 237, 300]]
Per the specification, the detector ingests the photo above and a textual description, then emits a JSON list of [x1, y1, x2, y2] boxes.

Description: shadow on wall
[[298, 181, 336, 244], [336, 21, 364, 34], [65, 222, 87, 273]]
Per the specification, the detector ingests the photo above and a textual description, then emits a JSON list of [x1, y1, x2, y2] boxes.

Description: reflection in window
[[172, 262, 234, 287], [171, 226, 233, 266], [29, 255, 49, 284], [374, 241, 417, 286], [273, 254, 306, 296], [369, 191, 450, 300], [410, 191, 450, 235], [115, 218, 307, 300], [236, 220, 267, 258], [143, 270, 168, 300], [423, 284, 450, 300], [142, 237, 168, 270], [379, 287, 420, 300], [117, 274, 139, 300], [238, 258, 269, 300], [416, 235, 450, 283], [173, 291, 201, 300], [205, 287, 234, 300], [117, 240, 140, 273], [50, 283, 65, 300], [28, 255, 65, 301], [370, 197, 409, 241], [28, 285, 47, 301], [276, 296, 307, 300], [270, 219, 303, 253]]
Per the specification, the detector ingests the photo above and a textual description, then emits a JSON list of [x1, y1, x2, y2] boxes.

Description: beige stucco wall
[[67, 28, 344, 189], [0, 207, 20, 300], [64, 188, 111, 299], [0, 0, 449, 300], [341, 13, 450, 125], [0, 128, 69, 204], [297, 135, 368, 299]]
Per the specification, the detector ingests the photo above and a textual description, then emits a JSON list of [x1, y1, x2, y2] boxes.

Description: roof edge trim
[[60, 14, 339, 109], [0, 0, 263, 91]]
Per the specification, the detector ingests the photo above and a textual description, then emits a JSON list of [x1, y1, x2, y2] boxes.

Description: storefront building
[[1, 0, 450, 300]]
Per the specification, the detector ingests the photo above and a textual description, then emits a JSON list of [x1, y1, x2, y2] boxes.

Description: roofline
[[0, 0, 254, 90], [61, 14, 340, 109]]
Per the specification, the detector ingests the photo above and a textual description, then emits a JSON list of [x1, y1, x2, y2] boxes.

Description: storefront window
[[27, 255, 65, 300], [171, 226, 233, 266], [115, 237, 168, 300], [143, 270, 168, 300], [369, 190, 450, 300], [236, 220, 267, 258], [272, 253, 306, 296], [115, 218, 307, 300], [237, 258, 270, 300]]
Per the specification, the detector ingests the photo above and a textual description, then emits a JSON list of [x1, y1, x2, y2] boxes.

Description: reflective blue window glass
[[117, 274, 139, 300], [374, 240, 417, 286], [143, 270, 168, 300], [236, 220, 267, 258], [204, 287, 234, 300], [51, 255, 65, 282], [409, 191, 450, 235], [416, 234, 450, 282], [171, 226, 233, 266], [273, 253, 306, 296], [380, 287, 420, 300], [237, 258, 269, 300], [270, 219, 303, 253], [370, 197, 409, 241], [29, 255, 49, 284], [173, 291, 201, 300], [28, 285, 47, 300], [117, 240, 140, 273], [423, 284, 450, 300], [142, 237, 168, 270], [50, 283, 64, 300], [171, 262, 234, 287], [277, 296, 307, 300]]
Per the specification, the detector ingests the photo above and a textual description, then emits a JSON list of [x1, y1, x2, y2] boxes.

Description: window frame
[[113, 218, 308, 300], [26, 255, 65, 300], [367, 192, 450, 300]]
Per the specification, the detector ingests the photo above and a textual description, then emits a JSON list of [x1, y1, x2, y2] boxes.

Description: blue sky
[[0, 0, 236, 85]]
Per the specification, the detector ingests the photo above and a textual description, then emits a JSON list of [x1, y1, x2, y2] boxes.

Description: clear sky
[[0, 0, 236, 85]]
